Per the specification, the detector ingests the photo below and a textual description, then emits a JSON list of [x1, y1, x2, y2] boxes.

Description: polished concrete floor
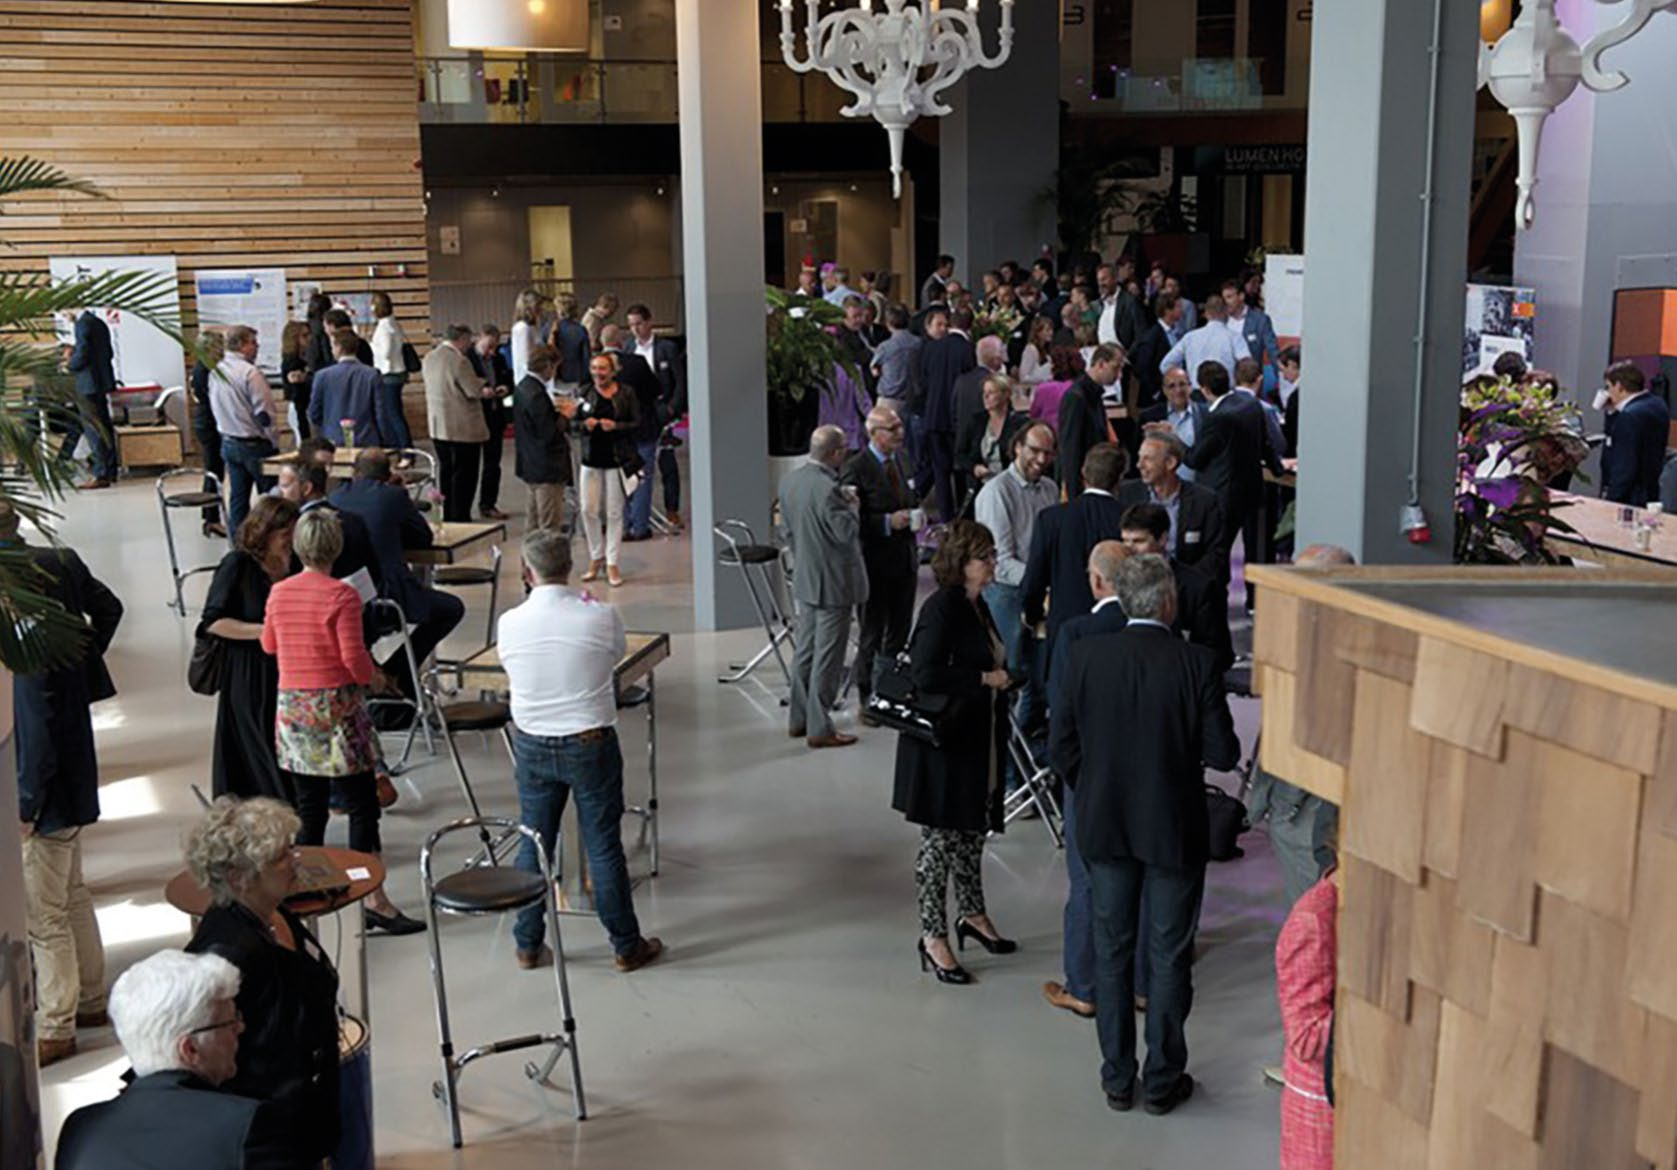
[[37, 466, 1288, 1169]]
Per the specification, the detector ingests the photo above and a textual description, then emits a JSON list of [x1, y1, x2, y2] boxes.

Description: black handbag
[[1206, 783, 1249, 862], [187, 632, 226, 696], [401, 341, 422, 374], [865, 653, 952, 745]]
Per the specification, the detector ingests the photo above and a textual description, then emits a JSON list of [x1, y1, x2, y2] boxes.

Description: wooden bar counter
[[1246, 564, 1677, 1170]]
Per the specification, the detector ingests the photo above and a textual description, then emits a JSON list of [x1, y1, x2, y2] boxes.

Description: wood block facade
[[1248, 566, 1677, 1170], [0, 0, 430, 389]]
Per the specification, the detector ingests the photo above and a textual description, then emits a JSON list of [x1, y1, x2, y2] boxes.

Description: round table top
[[164, 846, 386, 920]]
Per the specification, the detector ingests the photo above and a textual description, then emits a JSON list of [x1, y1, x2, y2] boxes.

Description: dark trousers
[[854, 562, 915, 699], [434, 440, 480, 523], [379, 373, 412, 448], [658, 446, 680, 511], [479, 401, 506, 511], [405, 587, 466, 670], [511, 728, 642, 957], [64, 392, 118, 481], [1087, 855, 1205, 1101], [291, 770, 381, 853], [926, 429, 957, 520], [197, 424, 225, 524]]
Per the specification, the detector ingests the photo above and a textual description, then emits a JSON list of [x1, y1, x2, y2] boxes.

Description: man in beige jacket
[[423, 323, 491, 522]]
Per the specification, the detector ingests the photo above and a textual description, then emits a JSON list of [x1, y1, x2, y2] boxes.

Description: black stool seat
[[436, 566, 496, 586], [441, 701, 512, 732], [431, 866, 546, 914], [164, 491, 220, 508], [616, 684, 650, 710], [719, 543, 779, 566]]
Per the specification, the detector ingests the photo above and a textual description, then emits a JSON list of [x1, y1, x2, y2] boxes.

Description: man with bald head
[[842, 405, 921, 720], [952, 334, 1009, 435]]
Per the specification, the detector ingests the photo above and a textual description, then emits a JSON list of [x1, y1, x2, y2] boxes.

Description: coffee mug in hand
[[910, 508, 927, 532]]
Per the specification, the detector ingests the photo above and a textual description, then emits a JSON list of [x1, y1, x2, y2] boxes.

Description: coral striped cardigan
[[259, 569, 375, 691], [1277, 870, 1338, 1170]]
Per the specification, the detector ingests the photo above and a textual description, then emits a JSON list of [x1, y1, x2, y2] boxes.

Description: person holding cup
[[842, 404, 922, 723]]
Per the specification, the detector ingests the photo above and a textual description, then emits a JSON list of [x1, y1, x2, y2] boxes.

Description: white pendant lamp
[[448, 0, 589, 52]]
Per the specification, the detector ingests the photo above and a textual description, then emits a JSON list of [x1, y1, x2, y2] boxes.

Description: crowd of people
[[772, 251, 1336, 1150]]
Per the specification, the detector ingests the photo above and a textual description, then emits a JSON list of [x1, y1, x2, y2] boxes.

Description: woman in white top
[[369, 291, 413, 448], [1016, 313, 1056, 387], [511, 289, 543, 386]]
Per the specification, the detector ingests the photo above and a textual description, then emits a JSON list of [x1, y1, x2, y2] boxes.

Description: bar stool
[[433, 694, 518, 864], [367, 597, 437, 769], [1000, 710, 1063, 847], [713, 519, 794, 686], [420, 817, 586, 1149], [617, 684, 659, 876], [435, 545, 502, 656], [156, 468, 225, 614]]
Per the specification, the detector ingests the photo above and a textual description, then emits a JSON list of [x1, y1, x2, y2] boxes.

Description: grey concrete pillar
[[1295, 0, 1482, 563], [1515, 3, 1677, 406], [938, 1, 1059, 279], [676, 0, 772, 630]]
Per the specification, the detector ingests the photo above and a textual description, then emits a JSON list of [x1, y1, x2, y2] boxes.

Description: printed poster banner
[[1463, 283, 1537, 378], [195, 268, 288, 375], [48, 254, 183, 391], [1263, 253, 1306, 347]]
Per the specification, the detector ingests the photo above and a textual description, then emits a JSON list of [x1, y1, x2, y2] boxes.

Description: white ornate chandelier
[[1481, 0, 1676, 229], [778, 0, 1016, 198]]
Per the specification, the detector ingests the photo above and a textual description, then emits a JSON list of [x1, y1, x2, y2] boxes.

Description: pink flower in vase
[[340, 418, 358, 448]]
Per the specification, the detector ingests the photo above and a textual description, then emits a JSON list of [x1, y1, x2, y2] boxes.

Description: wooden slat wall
[[0, 0, 430, 372]]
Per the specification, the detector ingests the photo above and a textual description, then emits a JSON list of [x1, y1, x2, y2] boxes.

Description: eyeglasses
[[187, 1010, 242, 1037]]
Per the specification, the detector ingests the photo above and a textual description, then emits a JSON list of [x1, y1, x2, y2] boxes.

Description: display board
[[1264, 252, 1306, 346], [48, 255, 182, 390], [1463, 283, 1537, 377], [195, 269, 288, 375]]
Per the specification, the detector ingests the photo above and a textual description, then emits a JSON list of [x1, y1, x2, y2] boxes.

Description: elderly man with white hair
[[54, 948, 308, 1169], [779, 425, 868, 748]]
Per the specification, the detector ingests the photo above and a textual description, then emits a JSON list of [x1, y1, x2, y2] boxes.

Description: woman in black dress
[[199, 495, 298, 804], [891, 519, 1017, 985], [184, 796, 342, 1164]]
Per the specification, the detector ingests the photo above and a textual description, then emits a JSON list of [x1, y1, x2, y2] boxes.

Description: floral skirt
[[275, 684, 378, 777]]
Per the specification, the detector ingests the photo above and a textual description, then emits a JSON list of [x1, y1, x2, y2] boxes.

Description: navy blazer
[[916, 334, 977, 431], [328, 478, 433, 613], [68, 310, 117, 397], [1183, 393, 1283, 522], [1116, 478, 1227, 575], [1056, 374, 1112, 500], [307, 360, 390, 448], [55, 1070, 308, 1170], [1048, 599, 1127, 708], [1020, 489, 1129, 656], [1602, 392, 1671, 507]]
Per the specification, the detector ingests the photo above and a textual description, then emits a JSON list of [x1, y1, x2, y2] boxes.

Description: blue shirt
[[1148, 483, 1184, 550], [824, 284, 859, 306], [1166, 405, 1200, 484], [1161, 321, 1249, 384]]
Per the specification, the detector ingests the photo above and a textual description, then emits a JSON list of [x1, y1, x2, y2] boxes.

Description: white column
[[1295, 0, 1481, 563], [676, 0, 772, 630]]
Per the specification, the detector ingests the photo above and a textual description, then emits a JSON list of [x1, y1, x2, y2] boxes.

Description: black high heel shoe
[[956, 917, 1018, 955], [917, 939, 973, 985]]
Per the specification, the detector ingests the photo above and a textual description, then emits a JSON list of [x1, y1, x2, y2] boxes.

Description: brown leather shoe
[[807, 733, 859, 749], [614, 936, 664, 973], [788, 727, 807, 739], [38, 1036, 76, 1067], [75, 1009, 109, 1029], [1043, 981, 1096, 1018], [516, 945, 553, 971], [76, 478, 114, 491]]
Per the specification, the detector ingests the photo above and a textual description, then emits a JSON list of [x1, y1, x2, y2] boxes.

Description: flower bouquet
[[1455, 371, 1587, 563]]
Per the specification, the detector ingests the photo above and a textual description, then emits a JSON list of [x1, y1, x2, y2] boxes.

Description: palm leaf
[[0, 157, 105, 212], [0, 543, 91, 674]]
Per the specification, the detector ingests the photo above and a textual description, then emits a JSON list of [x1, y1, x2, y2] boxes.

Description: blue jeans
[[379, 373, 412, 449], [1061, 795, 1095, 1003], [511, 728, 643, 957], [626, 437, 660, 537], [220, 436, 275, 536], [1088, 857, 1204, 1100]]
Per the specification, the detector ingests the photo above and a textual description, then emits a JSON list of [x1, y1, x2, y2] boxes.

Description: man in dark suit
[[615, 311, 687, 537], [1042, 539, 1130, 1020], [914, 307, 977, 520], [64, 307, 120, 487], [308, 326, 396, 448], [1119, 504, 1234, 674], [1022, 442, 1129, 667], [513, 344, 576, 534], [1130, 292, 1183, 414], [1050, 554, 1239, 1116], [467, 324, 515, 521], [1119, 432, 1226, 577], [1179, 362, 1282, 582], [1057, 344, 1123, 500], [55, 948, 309, 1170], [7, 503, 122, 1069], [330, 448, 463, 678], [275, 454, 380, 591], [1601, 361, 1671, 506], [842, 405, 920, 720]]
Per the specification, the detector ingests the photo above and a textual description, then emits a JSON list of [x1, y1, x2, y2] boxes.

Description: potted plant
[[764, 287, 861, 457], [1128, 184, 1207, 279], [1455, 371, 1587, 563]]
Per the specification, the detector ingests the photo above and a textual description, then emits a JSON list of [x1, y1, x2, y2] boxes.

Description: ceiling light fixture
[[448, 0, 588, 52], [779, 0, 1015, 198]]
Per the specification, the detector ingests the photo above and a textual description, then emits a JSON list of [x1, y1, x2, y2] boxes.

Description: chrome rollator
[[420, 818, 586, 1149]]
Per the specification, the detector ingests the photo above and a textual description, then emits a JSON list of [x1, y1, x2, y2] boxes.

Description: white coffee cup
[[910, 508, 927, 532]]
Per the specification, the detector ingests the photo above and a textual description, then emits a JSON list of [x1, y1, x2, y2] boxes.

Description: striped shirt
[[260, 570, 374, 691]]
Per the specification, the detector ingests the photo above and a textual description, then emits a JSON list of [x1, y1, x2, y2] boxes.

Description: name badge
[[1605, 436, 1614, 447], [1184, 530, 1202, 544]]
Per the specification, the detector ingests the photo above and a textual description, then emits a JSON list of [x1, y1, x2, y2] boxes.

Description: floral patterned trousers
[[915, 827, 988, 936]]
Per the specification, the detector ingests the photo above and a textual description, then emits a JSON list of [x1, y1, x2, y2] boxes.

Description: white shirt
[[511, 320, 537, 386], [1098, 295, 1120, 346], [372, 316, 406, 376], [1092, 595, 1122, 614], [1018, 343, 1052, 386], [497, 585, 627, 737], [634, 335, 657, 371]]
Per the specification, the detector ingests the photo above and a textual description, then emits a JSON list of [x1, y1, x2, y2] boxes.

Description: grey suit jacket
[[779, 459, 868, 609]]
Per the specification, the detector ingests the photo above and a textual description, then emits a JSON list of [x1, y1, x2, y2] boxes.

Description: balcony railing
[[418, 56, 855, 126], [1070, 57, 1274, 113], [429, 275, 686, 336]]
